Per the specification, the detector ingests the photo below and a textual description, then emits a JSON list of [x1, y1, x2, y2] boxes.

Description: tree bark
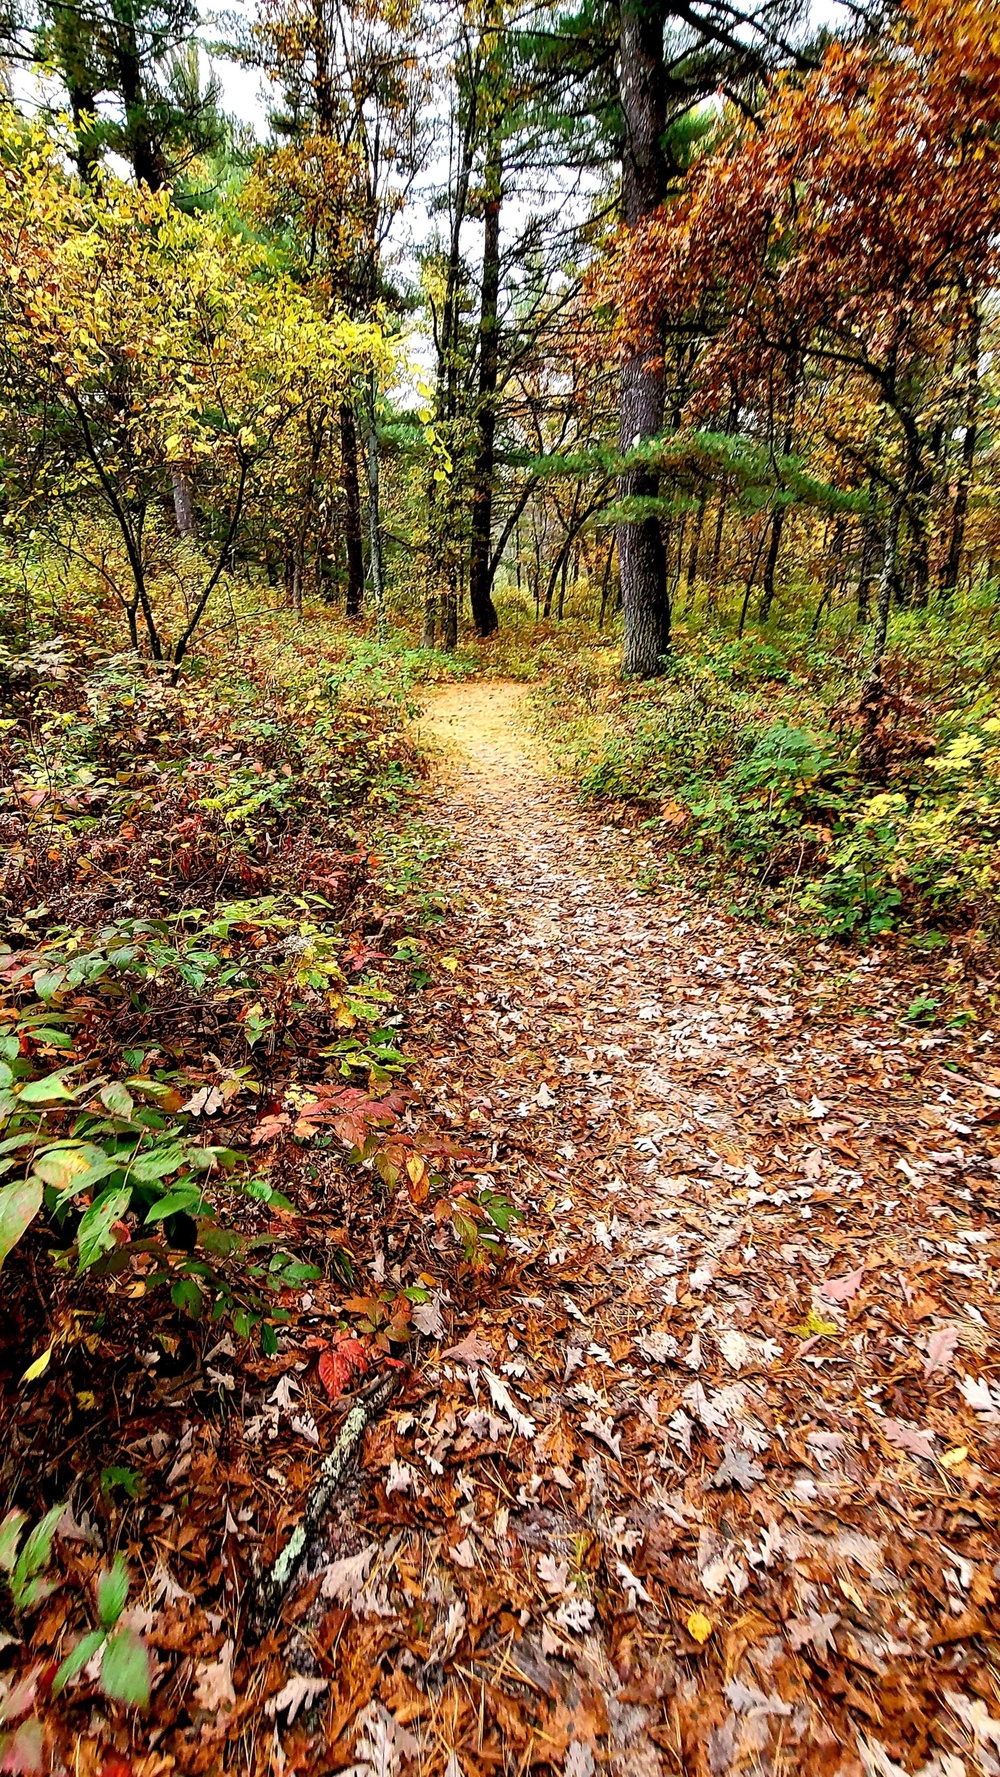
[[116, 25, 163, 190], [758, 507, 784, 621], [856, 492, 877, 624], [441, 589, 458, 651], [940, 303, 980, 600], [362, 375, 387, 645], [340, 400, 365, 618], [617, 0, 670, 678], [737, 523, 770, 638], [859, 486, 906, 782], [172, 467, 195, 539], [468, 131, 502, 638], [421, 594, 438, 649]]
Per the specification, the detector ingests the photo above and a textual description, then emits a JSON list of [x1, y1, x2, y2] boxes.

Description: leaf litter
[[4, 678, 1000, 1776]]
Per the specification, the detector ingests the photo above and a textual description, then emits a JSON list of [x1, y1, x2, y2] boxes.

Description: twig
[[248, 1371, 400, 1626]]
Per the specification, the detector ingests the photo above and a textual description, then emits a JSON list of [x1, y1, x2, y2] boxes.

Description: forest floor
[[274, 678, 1000, 1777], [16, 674, 1000, 1777]]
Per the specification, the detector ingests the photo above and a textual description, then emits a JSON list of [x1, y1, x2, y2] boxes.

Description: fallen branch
[[249, 1371, 400, 1626]]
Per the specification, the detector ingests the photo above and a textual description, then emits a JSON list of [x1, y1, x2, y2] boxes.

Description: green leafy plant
[[0, 1510, 150, 1749], [52, 1555, 150, 1707], [0, 1505, 65, 1615]]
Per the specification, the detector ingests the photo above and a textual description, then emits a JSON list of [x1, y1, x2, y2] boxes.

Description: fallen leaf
[[923, 1324, 960, 1379], [321, 1545, 378, 1602], [412, 1295, 445, 1339], [883, 1418, 936, 1461], [939, 1445, 969, 1470], [442, 1332, 493, 1366], [786, 1611, 840, 1655], [615, 1558, 654, 1607], [959, 1373, 1000, 1419], [554, 1597, 594, 1634], [538, 1555, 572, 1597], [183, 1084, 223, 1116], [686, 1609, 713, 1644], [946, 1690, 1000, 1749], [725, 1679, 792, 1717], [251, 1113, 290, 1145], [710, 1444, 764, 1490], [317, 1336, 370, 1400], [564, 1743, 596, 1777], [0, 1718, 45, 1775], [193, 1640, 236, 1713], [821, 1267, 864, 1303], [264, 1674, 328, 1723], [581, 1410, 622, 1460], [483, 1369, 536, 1440]]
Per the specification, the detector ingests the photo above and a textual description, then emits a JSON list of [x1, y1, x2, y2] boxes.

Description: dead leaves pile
[[5, 681, 1000, 1777]]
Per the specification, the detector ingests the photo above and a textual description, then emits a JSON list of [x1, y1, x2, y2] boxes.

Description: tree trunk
[[68, 85, 100, 183], [708, 492, 727, 608], [940, 303, 980, 600], [116, 28, 163, 190], [542, 554, 558, 618], [441, 588, 458, 651], [340, 400, 365, 618], [737, 524, 770, 638], [617, 0, 669, 678], [856, 493, 877, 624], [468, 131, 502, 639], [859, 487, 906, 782], [362, 374, 387, 645], [905, 461, 933, 608], [422, 594, 438, 649], [172, 467, 195, 539], [557, 547, 569, 620], [758, 507, 785, 621]]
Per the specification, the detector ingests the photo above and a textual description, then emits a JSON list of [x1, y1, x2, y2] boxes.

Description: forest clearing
[[2, 0, 1000, 1770]]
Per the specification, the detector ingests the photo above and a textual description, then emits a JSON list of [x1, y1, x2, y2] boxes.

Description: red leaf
[[251, 1114, 290, 1146], [101, 1758, 133, 1777], [317, 1337, 369, 1400]]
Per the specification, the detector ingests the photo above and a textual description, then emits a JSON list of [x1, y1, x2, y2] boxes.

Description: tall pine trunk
[[362, 374, 387, 645], [340, 401, 365, 618], [468, 132, 502, 638], [617, 0, 669, 678]]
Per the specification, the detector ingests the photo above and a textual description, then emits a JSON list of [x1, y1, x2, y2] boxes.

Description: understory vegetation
[[536, 580, 1000, 941]]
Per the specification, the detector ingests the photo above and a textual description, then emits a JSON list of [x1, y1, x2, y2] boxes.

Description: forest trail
[[344, 678, 1000, 1777]]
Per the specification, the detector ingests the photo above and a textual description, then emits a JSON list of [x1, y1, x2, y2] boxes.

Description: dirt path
[[349, 678, 1000, 1777]]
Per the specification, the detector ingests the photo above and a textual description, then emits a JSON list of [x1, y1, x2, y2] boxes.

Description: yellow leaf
[[439, 957, 459, 974], [687, 1610, 712, 1644], [940, 1446, 969, 1469], [32, 1147, 91, 1191], [21, 1342, 54, 1383]]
